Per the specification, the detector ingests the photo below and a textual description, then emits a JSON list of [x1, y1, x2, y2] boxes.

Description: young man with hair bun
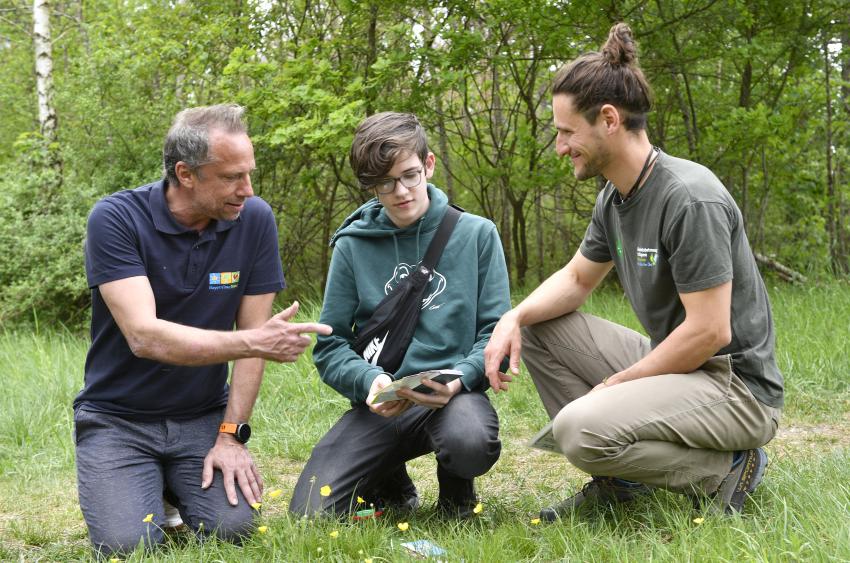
[[485, 23, 783, 520]]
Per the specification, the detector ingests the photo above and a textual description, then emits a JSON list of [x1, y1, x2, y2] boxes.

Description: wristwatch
[[219, 422, 251, 444]]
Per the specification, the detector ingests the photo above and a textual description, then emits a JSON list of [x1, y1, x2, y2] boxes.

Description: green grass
[[1, 285, 848, 561]]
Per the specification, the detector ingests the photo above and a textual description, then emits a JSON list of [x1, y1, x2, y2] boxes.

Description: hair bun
[[602, 23, 637, 66]]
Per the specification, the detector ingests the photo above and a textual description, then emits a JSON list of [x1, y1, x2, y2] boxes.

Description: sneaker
[[709, 448, 768, 515], [162, 498, 186, 531], [372, 464, 421, 513], [539, 477, 650, 522]]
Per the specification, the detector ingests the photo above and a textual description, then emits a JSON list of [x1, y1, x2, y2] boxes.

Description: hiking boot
[[708, 448, 768, 515], [539, 477, 650, 522]]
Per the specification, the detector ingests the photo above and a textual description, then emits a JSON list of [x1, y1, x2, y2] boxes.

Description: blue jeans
[[289, 391, 501, 516], [74, 406, 255, 556]]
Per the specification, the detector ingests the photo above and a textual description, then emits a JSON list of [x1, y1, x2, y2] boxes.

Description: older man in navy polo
[[75, 104, 331, 556]]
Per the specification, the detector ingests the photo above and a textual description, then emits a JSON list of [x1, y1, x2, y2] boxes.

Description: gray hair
[[163, 104, 248, 185]]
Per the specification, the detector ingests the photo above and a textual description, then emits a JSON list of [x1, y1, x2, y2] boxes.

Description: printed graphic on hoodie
[[385, 263, 447, 310]]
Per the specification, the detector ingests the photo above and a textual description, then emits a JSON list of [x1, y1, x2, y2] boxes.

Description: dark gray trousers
[[74, 406, 255, 556], [289, 391, 501, 516]]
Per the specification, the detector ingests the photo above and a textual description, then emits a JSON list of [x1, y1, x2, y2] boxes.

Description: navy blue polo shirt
[[75, 180, 286, 419]]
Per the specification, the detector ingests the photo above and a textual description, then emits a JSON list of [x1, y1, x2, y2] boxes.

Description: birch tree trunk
[[33, 0, 57, 144]]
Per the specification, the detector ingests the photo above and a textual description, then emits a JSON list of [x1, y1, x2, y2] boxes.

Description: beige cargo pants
[[522, 312, 781, 494]]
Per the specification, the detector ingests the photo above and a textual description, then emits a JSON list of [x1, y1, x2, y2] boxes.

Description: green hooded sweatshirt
[[313, 185, 511, 404]]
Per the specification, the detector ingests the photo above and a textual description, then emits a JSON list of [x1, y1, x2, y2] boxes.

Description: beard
[[573, 131, 611, 181]]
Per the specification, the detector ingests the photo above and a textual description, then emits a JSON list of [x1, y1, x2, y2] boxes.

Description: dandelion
[[357, 496, 365, 504], [251, 502, 262, 510], [142, 513, 153, 523], [397, 522, 409, 531], [530, 518, 541, 525], [320, 485, 332, 497], [268, 489, 283, 499], [329, 530, 339, 538], [693, 517, 704, 525], [473, 502, 483, 514]]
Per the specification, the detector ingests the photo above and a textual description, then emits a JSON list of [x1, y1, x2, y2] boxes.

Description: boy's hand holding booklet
[[371, 369, 462, 404]]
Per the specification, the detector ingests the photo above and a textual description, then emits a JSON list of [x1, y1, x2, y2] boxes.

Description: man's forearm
[[127, 318, 260, 366], [221, 357, 265, 423], [514, 264, 593, 327], [612, 318, 727, 384]]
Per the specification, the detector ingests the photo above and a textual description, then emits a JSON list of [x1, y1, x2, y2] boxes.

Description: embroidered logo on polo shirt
[[209, 271, 240, 290], [636, 247, 658, 267]]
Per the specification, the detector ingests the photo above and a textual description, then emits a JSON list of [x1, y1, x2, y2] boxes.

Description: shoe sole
[[727, 448, 768, 514]]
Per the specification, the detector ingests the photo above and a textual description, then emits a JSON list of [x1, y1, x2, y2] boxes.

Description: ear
[[424, 152, 436, 180], [598, 104, 622, 135], [174, 161, 196, 189]]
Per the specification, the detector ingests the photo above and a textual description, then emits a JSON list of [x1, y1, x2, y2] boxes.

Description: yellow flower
[[251, 502, 262, 510], [268, 489, 283, 499], [258, 525, 268, 534], [365, 559, 373, 563], [397, 522, 409, 531], [110, 559, 121, 563], [358, 550, 364, 555], [693, 517, 705, 525], [473, 502, 483, 514], [357, 496, 365, 504], [530, 518, 541, 525], [320, 485, 332, 497], [329, 530, 339, 538], [142, 513, 153, 523]]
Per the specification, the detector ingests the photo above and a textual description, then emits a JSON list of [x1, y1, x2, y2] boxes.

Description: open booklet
[[371, 369, 463, 404], [527, 420, 563, 454]]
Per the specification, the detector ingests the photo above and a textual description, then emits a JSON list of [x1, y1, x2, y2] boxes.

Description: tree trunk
[[435, 95, 455, 200], [823, 35, 839, 274], [32, 0, 61, 187], [33, 0, 57, 143]]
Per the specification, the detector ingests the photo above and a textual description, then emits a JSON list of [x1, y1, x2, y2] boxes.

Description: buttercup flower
[[320, 485, 332, 497], [251, 502, 262, 510], [365, 559, 373, 563], [357, 496, 365, 504], [530, 518, 541, 525], [693, 517, 705, 525], [142, 513, 153, 523], [110, 559, 121, 562], [268, 489, 283, 499], [473, 503, 483, 514], [329, 530, 339, 538], [397, 522, 409, 531], [258, 526, 268, 534]]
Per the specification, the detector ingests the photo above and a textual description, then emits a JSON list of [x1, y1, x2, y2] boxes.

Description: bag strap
[[421, 204, 463, 272]]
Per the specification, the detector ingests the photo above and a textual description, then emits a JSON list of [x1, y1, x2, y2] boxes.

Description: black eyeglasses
[[367, 168, 424, 194]]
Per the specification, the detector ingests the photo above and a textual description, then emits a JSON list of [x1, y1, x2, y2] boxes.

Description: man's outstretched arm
[[484, 251, 612, 392], [99, 276, 331, 365]]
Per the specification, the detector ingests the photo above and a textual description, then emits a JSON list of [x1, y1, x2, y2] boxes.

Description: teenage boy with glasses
[[289, 112, 511, 518]]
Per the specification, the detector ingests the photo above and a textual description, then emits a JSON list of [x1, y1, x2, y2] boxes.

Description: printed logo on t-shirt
[[209, 271, 240, 290], [636, 247, 658, 268]]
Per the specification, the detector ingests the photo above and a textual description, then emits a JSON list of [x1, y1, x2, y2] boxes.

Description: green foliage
[[1, 0, 849, 325]]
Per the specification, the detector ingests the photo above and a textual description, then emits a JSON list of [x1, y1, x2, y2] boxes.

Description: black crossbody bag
[[352, 205, 463, 374]]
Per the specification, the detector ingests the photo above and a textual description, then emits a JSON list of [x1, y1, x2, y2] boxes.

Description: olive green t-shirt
[[579, 151, 784, 407]]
